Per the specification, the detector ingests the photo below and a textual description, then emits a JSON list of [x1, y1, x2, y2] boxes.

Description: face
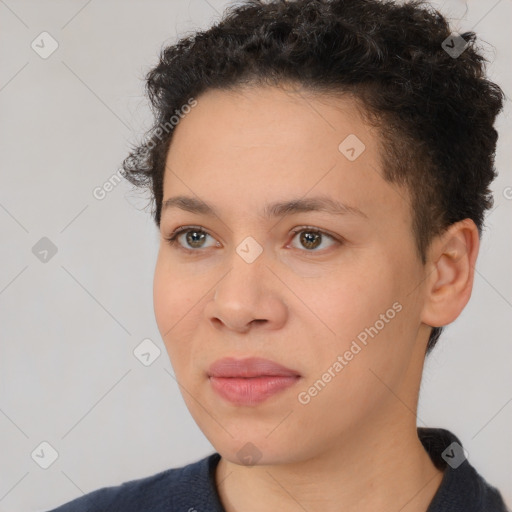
[[153, 84, 430, 465]]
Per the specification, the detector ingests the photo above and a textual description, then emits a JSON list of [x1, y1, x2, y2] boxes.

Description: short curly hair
[[121, 0, 504, 355]]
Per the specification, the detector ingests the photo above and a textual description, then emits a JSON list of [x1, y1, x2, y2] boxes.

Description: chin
[[213, 434, 307, 468]]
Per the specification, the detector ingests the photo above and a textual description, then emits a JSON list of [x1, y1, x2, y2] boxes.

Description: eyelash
[[164, 225, 341, 254]]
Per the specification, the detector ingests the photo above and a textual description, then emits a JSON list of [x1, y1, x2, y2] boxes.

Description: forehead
[[162, 85, 410, 229]]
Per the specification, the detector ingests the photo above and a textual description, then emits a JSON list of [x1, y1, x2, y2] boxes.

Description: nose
[[205, 251, 288, 334]]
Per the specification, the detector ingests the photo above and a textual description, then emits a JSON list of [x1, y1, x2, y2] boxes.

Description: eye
[[164, 225, 340, 253], [288, 226, 339, 252], [165, 226, 219, 251]]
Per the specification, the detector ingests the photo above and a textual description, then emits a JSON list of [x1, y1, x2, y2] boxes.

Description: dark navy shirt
[[46, 427, 509, 511]]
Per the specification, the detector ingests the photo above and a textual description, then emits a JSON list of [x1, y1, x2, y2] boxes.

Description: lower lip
[[209, 375, 300, 406]]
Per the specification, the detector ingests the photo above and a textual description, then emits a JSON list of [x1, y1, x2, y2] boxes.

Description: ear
[[420, 219, 480, 328]]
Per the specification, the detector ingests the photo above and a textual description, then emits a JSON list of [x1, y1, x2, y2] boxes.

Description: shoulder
[[429, 460, 509, 512], [44, 453, 220, 512], [419, 427, 509, 512]]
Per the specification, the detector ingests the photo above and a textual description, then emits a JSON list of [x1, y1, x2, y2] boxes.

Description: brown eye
[[184, 230, 207, 248], [289, 228, 338, 252], [299, 231, 322, 250], [165, 226, 218, 251]]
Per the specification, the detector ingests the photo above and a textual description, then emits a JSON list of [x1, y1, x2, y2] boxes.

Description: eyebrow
[[161, 195, 368, 219]]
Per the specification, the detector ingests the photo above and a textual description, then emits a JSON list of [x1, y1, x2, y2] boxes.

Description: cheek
[[315, 255, 411, 369], [313, 258, 392, 335], [153, 255, 196, 349]]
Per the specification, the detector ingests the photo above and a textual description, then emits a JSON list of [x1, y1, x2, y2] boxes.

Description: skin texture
[[153, 83, 479, 512]]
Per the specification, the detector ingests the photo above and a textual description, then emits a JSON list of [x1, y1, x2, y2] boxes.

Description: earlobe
[[420, 219, 480, 328]]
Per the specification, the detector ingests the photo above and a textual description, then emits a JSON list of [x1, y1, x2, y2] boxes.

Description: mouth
[[208, 356, 301, 378], [207, 357, 301, 406]]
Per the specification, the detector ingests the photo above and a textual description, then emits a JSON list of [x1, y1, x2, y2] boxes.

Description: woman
[[47, 0, 508, 510]]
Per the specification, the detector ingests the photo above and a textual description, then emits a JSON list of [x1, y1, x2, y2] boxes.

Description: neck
[[215, 416, 445, 512]]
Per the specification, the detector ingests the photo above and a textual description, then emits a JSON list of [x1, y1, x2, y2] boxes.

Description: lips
[[207, 357, 301, 406], [207, 357, 300, 378]]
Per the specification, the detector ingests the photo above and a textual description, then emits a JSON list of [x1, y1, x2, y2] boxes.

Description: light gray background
[[0, 1, 510, 510]]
